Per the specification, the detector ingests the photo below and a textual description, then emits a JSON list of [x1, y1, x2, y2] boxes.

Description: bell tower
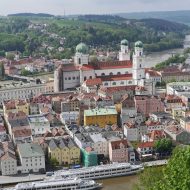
[[119, 39, 130, 61], [74, 43, 89, 66], [133, 41, 145, 85]]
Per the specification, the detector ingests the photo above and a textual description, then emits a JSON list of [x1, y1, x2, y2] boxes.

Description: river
[[98, 175, 139, 190], [144, 48, 184, 68]]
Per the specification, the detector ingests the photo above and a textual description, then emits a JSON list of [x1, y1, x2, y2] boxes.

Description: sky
[[1, 0, 190, 15]]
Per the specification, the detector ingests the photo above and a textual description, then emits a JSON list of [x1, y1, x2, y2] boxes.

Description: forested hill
[[0, 14, 189, 59], [117, 10, 190, 25], [140, 18, 188, 32], [8, 13, 54, 17]]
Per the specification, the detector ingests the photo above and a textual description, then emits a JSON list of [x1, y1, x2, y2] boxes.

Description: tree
[[6, 53, 15, 61], [49, 157, 59, 170], [133, 167, 164, 190], [21, 69, 32, 76], [133, 146, 190, 190], [154, 138, 172, 155]]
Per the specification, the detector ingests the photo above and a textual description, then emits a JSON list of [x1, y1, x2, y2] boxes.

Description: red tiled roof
[[138, 142, 154, 148], [165, 95, 182, 102], [146, 120, 162, 126], [91, 60, 133, 70], [85, 78, 102, 87], [149, 130, 165, 140], [111, 139, 128, 149], [81, 65, 94, 71], [99, 74, 132, 82], [0, 125, 6, 133], [12, 127, 32, 138], [100, 85, 136, 94], [145, 69, 161, 77]]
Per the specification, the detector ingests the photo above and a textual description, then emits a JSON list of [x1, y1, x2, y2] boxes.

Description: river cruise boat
[[4, 177, 102, 190], [54, 163, 144, 180]]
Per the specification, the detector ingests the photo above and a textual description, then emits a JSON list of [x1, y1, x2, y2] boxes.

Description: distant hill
[[117, 10, 190, 25], [8, 13, 54, 17], [140, 18, 188, 32]]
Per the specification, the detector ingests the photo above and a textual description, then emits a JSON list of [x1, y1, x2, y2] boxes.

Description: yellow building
[[3, 100, 29, 115], [48, 138, 80, 166], [84, 108, 118, 128]]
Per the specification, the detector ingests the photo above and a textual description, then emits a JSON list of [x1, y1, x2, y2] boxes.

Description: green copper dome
[[76, 43, 89, 54], [121, 39, 129, 46], [135, 41, 143, 48]]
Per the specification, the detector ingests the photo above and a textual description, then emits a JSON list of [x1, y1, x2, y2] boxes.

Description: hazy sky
[[1, 0, 190, 15]]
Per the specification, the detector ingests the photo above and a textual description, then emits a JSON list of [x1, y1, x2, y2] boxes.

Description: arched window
[[139, 64, 141, 68], [65, 77, 67, 80], [89, 76, 92, 79], [101, 73, 105, 76], [110, 72, 113, 75], [112, 82, 116, 86], [117, 72, 121, 75], [73, 77, 75, 80], [84, 76, 87, 81], [68, 77, 71, 80]]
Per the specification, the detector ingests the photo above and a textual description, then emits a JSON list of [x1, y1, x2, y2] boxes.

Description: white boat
[[3, 177, 102, 190], [54, 163, 144, 180]]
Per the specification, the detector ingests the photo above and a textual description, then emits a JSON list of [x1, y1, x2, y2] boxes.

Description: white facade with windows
[[0, 81, 54, 105], [28, 115, 50, 136], [90, 134, 109, 156], [0, 153, 17, 176], [17, 143, 45, 174]]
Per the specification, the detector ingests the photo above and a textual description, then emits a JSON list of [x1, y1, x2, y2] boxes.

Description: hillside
[[117, 10, 190, 25], [8, 13, 54, 18], [0, 14, 188, 59]]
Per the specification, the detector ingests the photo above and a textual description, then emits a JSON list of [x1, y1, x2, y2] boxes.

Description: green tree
[[154, 138, 172, 154], [49, 157, 59, 170], [21, 68, 32, 76], [134, 146, 190, 190], [133, 167, 164, 190], [6, 52, 15, 60]]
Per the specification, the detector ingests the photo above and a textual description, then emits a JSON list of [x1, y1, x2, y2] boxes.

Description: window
[[110, 72, 113, 75], [101, 73, 105, 76], [120, 81, 124, 85], [73, 77, 75, 80], [78, 58, 81, 64], [68, 77, 71, 80], [84, 76, 87, 81], [112, 82, 116, 86], [140, 64, 141, 68], [117, 72, 121, 75], [104, 83, 108, 86], [89, 76, 92, 79], [65, 77, 67, 80]]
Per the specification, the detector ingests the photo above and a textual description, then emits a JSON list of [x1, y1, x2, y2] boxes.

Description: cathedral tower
[[133, 41, 145, 85], [74, 43, 89, 66], [119, 39, 130, 61]]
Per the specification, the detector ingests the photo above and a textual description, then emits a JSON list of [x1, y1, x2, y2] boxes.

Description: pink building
[[109, 139, 135, 163], [134, 95, 164, 117]]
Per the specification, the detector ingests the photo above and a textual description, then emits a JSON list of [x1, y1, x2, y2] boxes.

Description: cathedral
[[54, 40, 155, 94]]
